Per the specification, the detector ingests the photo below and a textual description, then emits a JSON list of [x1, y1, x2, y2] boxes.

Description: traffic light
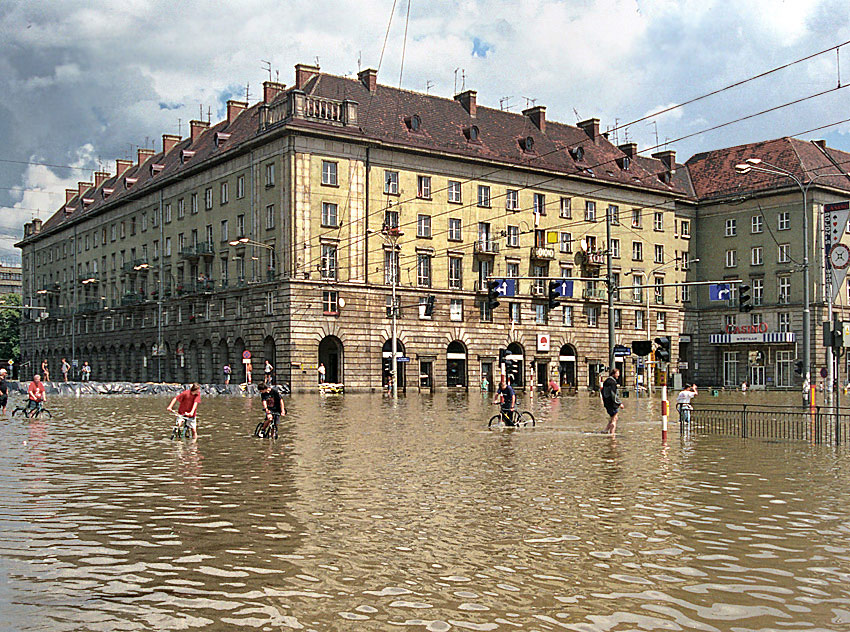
[[654, 337, 671, 363], [738, 284, 752, 313], [423, 295, 435, 317], [487, 280, 501, 310], [498, 348, 507, 364], [505, 358, 521, 382], [794, 360, 804, 376], [382, 357, 392, 376], [632, 340, 652, 356], [548, 280, 562, 311]]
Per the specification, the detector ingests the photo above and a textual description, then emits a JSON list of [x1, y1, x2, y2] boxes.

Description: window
[[236, 297, 244, 318], [384, 209, 399, 229], [130, 217, 136, 236], [506, 189, 519, 211], [417, 175, 431, 199], [479, 301, 492, 323], [608, 204, 619, 225], [632, 208, 642, 228], [723, 351, 738, 387], [220, 220, 229, 242], [506, 262, 520, 279], [84, 234, 90, 250], [507, 225, 520, 248], [586, 306, 599, 327], [153, 240, 159, 260], [448, 218, 462, 241], [237, 214, 245, 238], [120, 221, 126, 239], [654, 244, 664, 263], [448, 180, 462, 203], [725, 219, 737, 236], [510, 302, 521, 324], [563, 305, 573, 326], [265, 162, 275, 187], [265, 291, 274, 315], [777, 350, 793, 387], [185, 193, 194, 215], [203, 187, 212, 210], [751, 215, 763, 233], [417, 215, 431, 238], [478, 185, 491, 208], [178, 233, 185, 252], [632, 241, 643, 261], [632, 275, 644, 302], [111, 224, 117, 240], [164, 237, 172, 257], [778, 211, 790, 231], [778, 312, 791, 332], [321, 202, 338, 227], [417, 254, 432, 287], [725, 249, 737, 267], [724, 314, 736, 329], [681, 220, 690, 237], [384, 170, 399, 194], [559, 197, 572, 218], [778, 243, 790, 263], [322, 290, 339, 314], [751, 312, 764, 327], [206, 224, 213, 245], [450, 298, 463, 322], [220, 182, 228, 205], [533, 193, 546, 215], [681, 252, 691, 270], [560, 232, 572, 253], [322, 161, 338, 186], [655, 276, 664, 304], [237, 175, 245, 199], [654, 212, 663, 231], [656, 311, 666, 330], [681, 284, 690, 302], [635, 310, 645, 330], [535, 304, 548, 324], [585, 201, 596, 221], [321, 244, 337, 280], [448, 256, 462, 289], [751, 246, 763, 266], [384, 250, 399, 285], [266, 204, 275, 230], [613, 309, 622, 329], [778, 276, 791, 304]]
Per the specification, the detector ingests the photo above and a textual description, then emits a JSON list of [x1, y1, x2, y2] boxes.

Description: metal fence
[[686, 403, 850, 445]]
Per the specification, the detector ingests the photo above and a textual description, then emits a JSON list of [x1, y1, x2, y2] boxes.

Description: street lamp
[[229, 238, 275, 281], [735, 157, 821, 404], [368, 225, 403, 398]]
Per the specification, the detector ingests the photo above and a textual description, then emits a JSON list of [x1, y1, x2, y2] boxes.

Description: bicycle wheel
[[254, 422, 266, 438], [488, 414, 503, 429], [11, 407, 23, 417], [519, 411, 535, 427], [41, 409, 52, 419]]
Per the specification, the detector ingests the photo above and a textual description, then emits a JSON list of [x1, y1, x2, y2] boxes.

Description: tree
[[0, 293, 21, 362]]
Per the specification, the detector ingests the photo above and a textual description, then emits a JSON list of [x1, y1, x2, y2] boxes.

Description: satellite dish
[[574, 251, 586, 266]]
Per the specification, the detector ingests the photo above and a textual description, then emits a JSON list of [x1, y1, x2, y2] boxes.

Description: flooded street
[[1, 390, 850, 631]]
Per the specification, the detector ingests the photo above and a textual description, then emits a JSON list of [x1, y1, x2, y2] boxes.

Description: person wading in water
[[601, 368, 624, 434]]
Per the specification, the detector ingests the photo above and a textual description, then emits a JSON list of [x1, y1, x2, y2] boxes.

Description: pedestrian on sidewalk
[[41, 359, 50, 383], [601, 368, 623, 434], [61, 358, 70, 382], [264, 360, 274, 385], [245, 360, 253, 385], [318, 363, 326, 384], [223, 364, 232, 385], [81, 361, 91, 381]]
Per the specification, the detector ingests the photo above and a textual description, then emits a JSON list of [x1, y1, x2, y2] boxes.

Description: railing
[[258, 91, 358, 132], [184, 279, 216, 294], [583, 288, 607, 300], [473, 240, 499, 255], [122, 259, 149, 274], [120, 292, 145, 306], [687, 403, 850, 445], [530, 246, 555, 260], [180, 242, 214, 258], [77, 300, 102, 314]]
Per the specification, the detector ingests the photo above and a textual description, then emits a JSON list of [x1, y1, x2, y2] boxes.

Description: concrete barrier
[[2, 381, 278, 397]]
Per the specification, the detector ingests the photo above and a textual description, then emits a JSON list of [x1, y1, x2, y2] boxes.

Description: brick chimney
[[227, 99, 248, 122], [32, 218, 42, 233], [23, 222, 32, 238], [454, 90, 477, 117], [618, 142, 638, 159], [578, 118, 600, 143], [358, 68, 377, 92], [94, 171, 110, 187], [78, 181, 92, 196], [190, 120, 209, 143], [115, 159, 133, 177], [65, 188, 78, 204], [162, 134, 180, 154], [261, 83, 284, 105], [651, 150, 676, 172], [137, 147, 155, 166], [523, 105, 546, 133], [295, 63, 320, 90]]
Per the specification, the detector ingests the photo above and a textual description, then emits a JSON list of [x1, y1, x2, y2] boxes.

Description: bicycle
[[488, 405, 535, 428], [11, 401, 52, 419], [169, 413, 192, 440], [254, 413, 279, 439]]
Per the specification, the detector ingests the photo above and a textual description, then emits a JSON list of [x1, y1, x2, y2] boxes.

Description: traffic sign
[[242, 350, 252, 359], [820, 367, 828, 379], [613, 344, 631, 357], [396, 357, 411, 363]]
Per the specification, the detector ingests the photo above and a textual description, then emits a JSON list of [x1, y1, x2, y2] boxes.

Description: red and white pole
[[661, 384, 669, 443]]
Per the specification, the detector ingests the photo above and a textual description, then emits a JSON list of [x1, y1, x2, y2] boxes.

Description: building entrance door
[[536, 362, 548, 392], [750, 364, 766, 389], [419, 360, 433, 390], [481, 362, 494, 391]]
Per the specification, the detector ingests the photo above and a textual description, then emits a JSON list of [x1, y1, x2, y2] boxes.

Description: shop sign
[[725, 322, 768, 335], [537, 333, 550, 352]]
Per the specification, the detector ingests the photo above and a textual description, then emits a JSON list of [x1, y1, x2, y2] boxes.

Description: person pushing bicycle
[[26, 374, 46, 417], [258, 383, 285, 435], [167, 383, 201, 439], [493, 374, 517, 426]]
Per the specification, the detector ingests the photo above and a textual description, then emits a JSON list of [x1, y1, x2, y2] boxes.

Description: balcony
[[473, 239, 499, 255], [77, 300, 102, 314], [120, 292, 145, 306], [122, 259, 149, 274], [583, 288, 607, 301], [77, 274, 100, 284], [180, 242, 215, 259], [530, 246, 555, 260], [184, 279, 216, 294], [40, 282, 60, 294], [259, 91, 359, 132]]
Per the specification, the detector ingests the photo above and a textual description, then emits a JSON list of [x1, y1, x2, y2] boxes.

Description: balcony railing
[[473, 239, 499, 255], [185, 279, 216, 294], [121, 292, 145, 306], [180, 242, 215, 258], [583, 288, 607, 301], [530, 246, 555, 260], [258, 91, 359, 132], [122, 259, 149, 274], [77, 300, 102, 314]]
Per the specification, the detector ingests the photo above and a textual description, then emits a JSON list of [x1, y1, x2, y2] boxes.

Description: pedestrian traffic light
[[632, 340, 652, 356], [654, 336, 671, 363], [738, 284, 752, 313], [794, 360, 804, 376], [498, 348, 507, 364], [505, 358, 520, 382], [423, 294, 435, 317], [382, 357, 392, 376], [487, 280, 501, 310], [548, 280, 562, 310]]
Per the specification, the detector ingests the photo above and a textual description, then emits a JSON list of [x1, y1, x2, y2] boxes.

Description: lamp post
[[735, 159, 822, 404], [229, 238, 276, 282], [368, 226, 403, 398]]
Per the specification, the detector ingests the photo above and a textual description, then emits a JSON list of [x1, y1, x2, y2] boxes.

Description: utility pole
[[606, 204, 615, 371]]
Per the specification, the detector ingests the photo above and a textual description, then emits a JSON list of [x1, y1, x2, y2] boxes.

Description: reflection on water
[[1, 391, 850, 630]]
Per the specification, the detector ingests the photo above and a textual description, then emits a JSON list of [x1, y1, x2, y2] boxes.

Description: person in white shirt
[[676, 384, 698, 423]]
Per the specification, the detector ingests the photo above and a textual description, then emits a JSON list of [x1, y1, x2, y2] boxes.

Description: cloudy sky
[[2, 0, 850, 263]]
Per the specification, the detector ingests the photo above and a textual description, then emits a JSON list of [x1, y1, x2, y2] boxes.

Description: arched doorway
[[446, 341, 467, 388], [127, 344, 137, 382], [217, 339, 230, 383], [382, 338, 406, 390], [263, 336, 276, 384], [559, 344, 577, 388], [202, 340, 213, 384], [506, 342, 524, 388], [318, 335, 343, 384], [188, 340, 199, 383]]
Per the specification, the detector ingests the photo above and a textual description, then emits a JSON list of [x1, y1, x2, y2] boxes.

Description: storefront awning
[[709, 332, 796, 344]]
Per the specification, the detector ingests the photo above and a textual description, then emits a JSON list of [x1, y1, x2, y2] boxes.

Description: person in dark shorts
[[601, 368, 623, 434], [0, 369, 8, 415], [493, 375, 517, 426], [258, 383, 286, 433]]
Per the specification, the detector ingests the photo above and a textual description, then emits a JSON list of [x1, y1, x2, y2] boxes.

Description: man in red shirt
[[167, 383, 201, 439], [27, 374, 47, 417]]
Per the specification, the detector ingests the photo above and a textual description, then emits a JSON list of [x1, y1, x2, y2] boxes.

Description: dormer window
[[620, 156, 631, 170], [150, 163, 164, 176], [102, 187, 114, 199], [82, 197, 94, 207], [522, 136, 534, 152], [214, 132, 231, 147], [124, 177, 138, 189], [463, 125, 480, 142], [569, 146, 585, 161], [181, 149, 196, 164], [659, 172, 672, 184], [405, 115, 421, 132], [64, 206, 75, 215]]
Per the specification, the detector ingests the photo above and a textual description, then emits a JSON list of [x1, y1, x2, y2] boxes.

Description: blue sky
[[1, 0, 849, 263]]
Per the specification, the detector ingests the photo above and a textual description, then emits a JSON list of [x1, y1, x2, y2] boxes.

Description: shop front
[[710, 324, 796, 389]]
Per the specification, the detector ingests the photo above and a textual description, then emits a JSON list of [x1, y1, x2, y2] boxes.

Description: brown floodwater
[[1, 389, 849, 631]]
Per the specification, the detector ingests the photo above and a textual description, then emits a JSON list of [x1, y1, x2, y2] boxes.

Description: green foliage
[[0, 293, 21, 361]]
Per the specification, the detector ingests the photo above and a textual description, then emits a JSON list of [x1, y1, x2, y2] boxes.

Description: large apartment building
[[16, 63, 695, 390], [0, 264, 22, 296]]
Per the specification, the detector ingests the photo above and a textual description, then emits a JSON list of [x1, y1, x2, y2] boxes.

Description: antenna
[[178, 118, 182, 136], [523, 96, 537, 108], [425, 80, 433, 94], [573, 108, 581, 122], [207, 106, 211, 124], [261, 59, 272, 82], [199, 104, 203, 119], [275, 70, 279, 82], [461, 69, 466, 92], [314, 56, 320, 68], [612, 118, 619, 145], [648, 121, 659, 148], [245, 83, 250, 102], [499, 96, 513, 111], [357, 51, 362, 72], [453, 68, 460, 94]]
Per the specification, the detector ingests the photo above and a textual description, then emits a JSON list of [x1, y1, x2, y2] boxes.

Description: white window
[[323, 290, 338, 314], [510, 302, 521, 324], [506, 189, 519, 211], [613, 309, 622, 328], [778, 312, 791, 332], [141, 212, 147, 232], [608, 204, 619, 225], [417, 254, 432, 287], [632, 275, 644, 302], [448, 218, 462, 241], [417, 175, 431, 199], [533, 193, 546, 215], [448, 180, 462, 203], [586, 306, 599, 327], [751, 312, 763, 327], [417, 214, 431, 238], [610, 238, 620, 258], [585, 201, 596, 222], [450, 298, 463, 321], [776, 350, 793, 387], [725, 219, 737, 237], [478, 185, 491, 208], [322, 161, 338, 186], [632, 208, 641, 228], [724, 314, 736, 329], [237, 175, 245, 198], [563, 305, 573, 326], [751, 215, 763, 233], [654, 244, 664, 263], [654, 276, 665, 304], [191, 193, 198, 214], [723, 351, 738, 386], [176, 199, 184, 219], [752, 278, 763, 305], [164, 204, 172, 223], [265, 162, 275, 187], [559, 232, 572, 253], [778, 276, 791, 304], [778, 243, 790, 263], [220, 220, 228, 242], [751, 246, 763, 266], [384, 170, 399, 195], [726, 249, 737, 267], [266, 204, 275, 230], [322, 202, 338, 227], [656, 311, 666, 330], [237, 214, 245, 237], [680, 220, 690, 237], [507, 225, 520, 248], [220, 182, 228, 205], [265, 291, 274, 315], [632, 241, 643, 261], [681, 284, 691, 302], [559, 197, 572, 218], [778, 211, 789, 231], [654, 212, 663, 231], [321, 244, 337, 280], [535, 303, 547, 324], [448, 257, 462, 289], [164, 237, 172, 257]]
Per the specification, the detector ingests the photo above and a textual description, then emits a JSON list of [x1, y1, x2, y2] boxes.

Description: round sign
[[830, 243, 850, 270], [242, 350, 252, 359], [820, 367, 828, 379]]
